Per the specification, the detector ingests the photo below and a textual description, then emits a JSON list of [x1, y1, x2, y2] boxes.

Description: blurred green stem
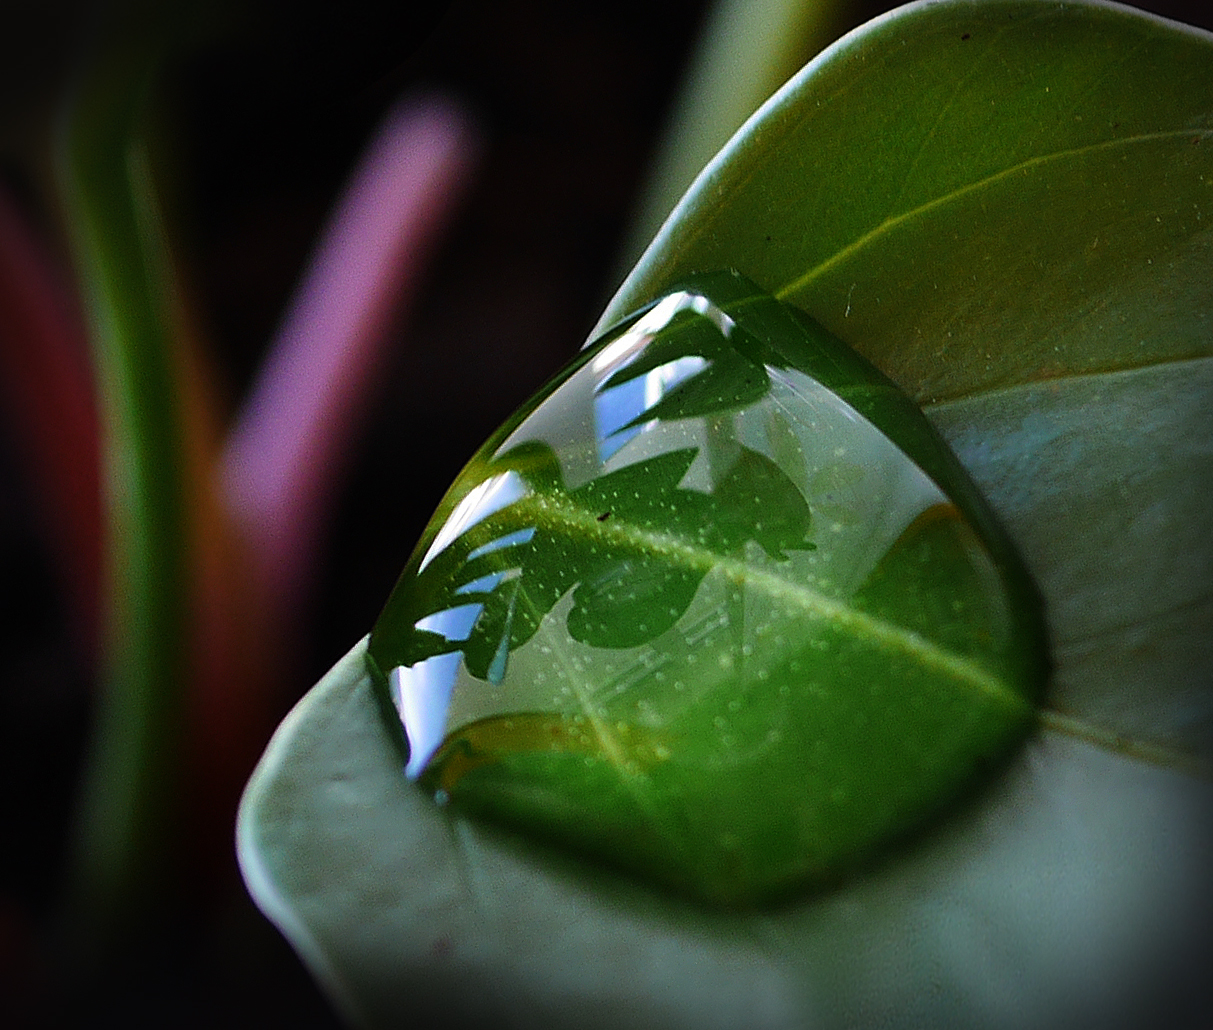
[[55, 31, 187, 935]]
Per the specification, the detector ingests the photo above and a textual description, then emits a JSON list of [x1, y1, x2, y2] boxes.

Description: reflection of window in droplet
[[413, 603, 483, 642], [455, 572, 505, 596], [594, 355, 707, 462], [764, 407, 806, 487], [590, 290, 732, 464], [392, 655, 462, 778], [594, 373, 647, 462], [644, 356, 708, 409], [465, 529, 534, 562], [632, 289, 735, 342], [588, 289, 734, 371], [418, 471, 530, 571]]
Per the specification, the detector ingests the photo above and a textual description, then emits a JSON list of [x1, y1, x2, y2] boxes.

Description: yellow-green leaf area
[[603, 0, 1213, 404]]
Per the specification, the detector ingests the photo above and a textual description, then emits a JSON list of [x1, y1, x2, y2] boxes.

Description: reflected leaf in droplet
[[367, 270, 1048, 906]]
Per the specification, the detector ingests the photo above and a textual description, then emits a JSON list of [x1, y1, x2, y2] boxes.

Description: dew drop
[[367, 270, 1046, 906]]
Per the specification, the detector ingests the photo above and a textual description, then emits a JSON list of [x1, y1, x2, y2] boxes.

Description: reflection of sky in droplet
[[455, 572, 506, 595], [589, 290, 731, 463]]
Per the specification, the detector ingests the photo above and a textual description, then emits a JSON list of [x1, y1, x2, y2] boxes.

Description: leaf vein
[[1038, 708, 1211, 779], [775, 128, 1213, 301]]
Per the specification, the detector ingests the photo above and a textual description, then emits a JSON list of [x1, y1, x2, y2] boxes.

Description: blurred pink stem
[[221, 95, 478, 622]]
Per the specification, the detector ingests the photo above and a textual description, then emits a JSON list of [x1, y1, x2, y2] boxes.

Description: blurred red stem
[[0, 187, 101, 656]]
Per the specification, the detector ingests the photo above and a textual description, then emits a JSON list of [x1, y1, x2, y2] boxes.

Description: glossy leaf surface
[[238, 2, 1213, 1026], [366, 272, 1045, 904]]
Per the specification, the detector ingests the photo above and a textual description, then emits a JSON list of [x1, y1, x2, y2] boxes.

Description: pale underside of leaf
[[927, 354, 1213, 773], [237, 346, 1213, 1029], [237, 635, 1211, 1030]]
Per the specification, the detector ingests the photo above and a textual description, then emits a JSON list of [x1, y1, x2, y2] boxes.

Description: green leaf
[[56, 28, 191, 932], [238, 1, 1213, 1025]]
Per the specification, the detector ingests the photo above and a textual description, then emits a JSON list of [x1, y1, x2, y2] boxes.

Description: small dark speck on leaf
[[597, 511, 612, 521]]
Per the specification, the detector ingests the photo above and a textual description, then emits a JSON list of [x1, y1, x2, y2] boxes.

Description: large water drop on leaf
[[367, 271, 1046, 906]]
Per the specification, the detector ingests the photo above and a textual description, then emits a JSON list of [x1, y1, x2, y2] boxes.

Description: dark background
[[2, 0, 1210, 1025]]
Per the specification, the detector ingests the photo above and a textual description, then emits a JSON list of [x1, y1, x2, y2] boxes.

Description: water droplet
[[367, 270, 1046, 906]]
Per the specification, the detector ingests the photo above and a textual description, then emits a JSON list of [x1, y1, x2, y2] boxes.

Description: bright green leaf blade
[[602, 0, 1213, 403]]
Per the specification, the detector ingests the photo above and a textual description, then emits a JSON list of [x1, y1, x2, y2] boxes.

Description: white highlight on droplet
[[418, 470, 530, 572], [589, 290, 734, 376], [466, 529, 535, 562]]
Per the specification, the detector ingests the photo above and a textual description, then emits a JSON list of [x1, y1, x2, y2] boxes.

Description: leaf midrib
[[521, 483, 1211, 777], [516, 489, 1027, 715], [922, 355, 1213, 776]]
